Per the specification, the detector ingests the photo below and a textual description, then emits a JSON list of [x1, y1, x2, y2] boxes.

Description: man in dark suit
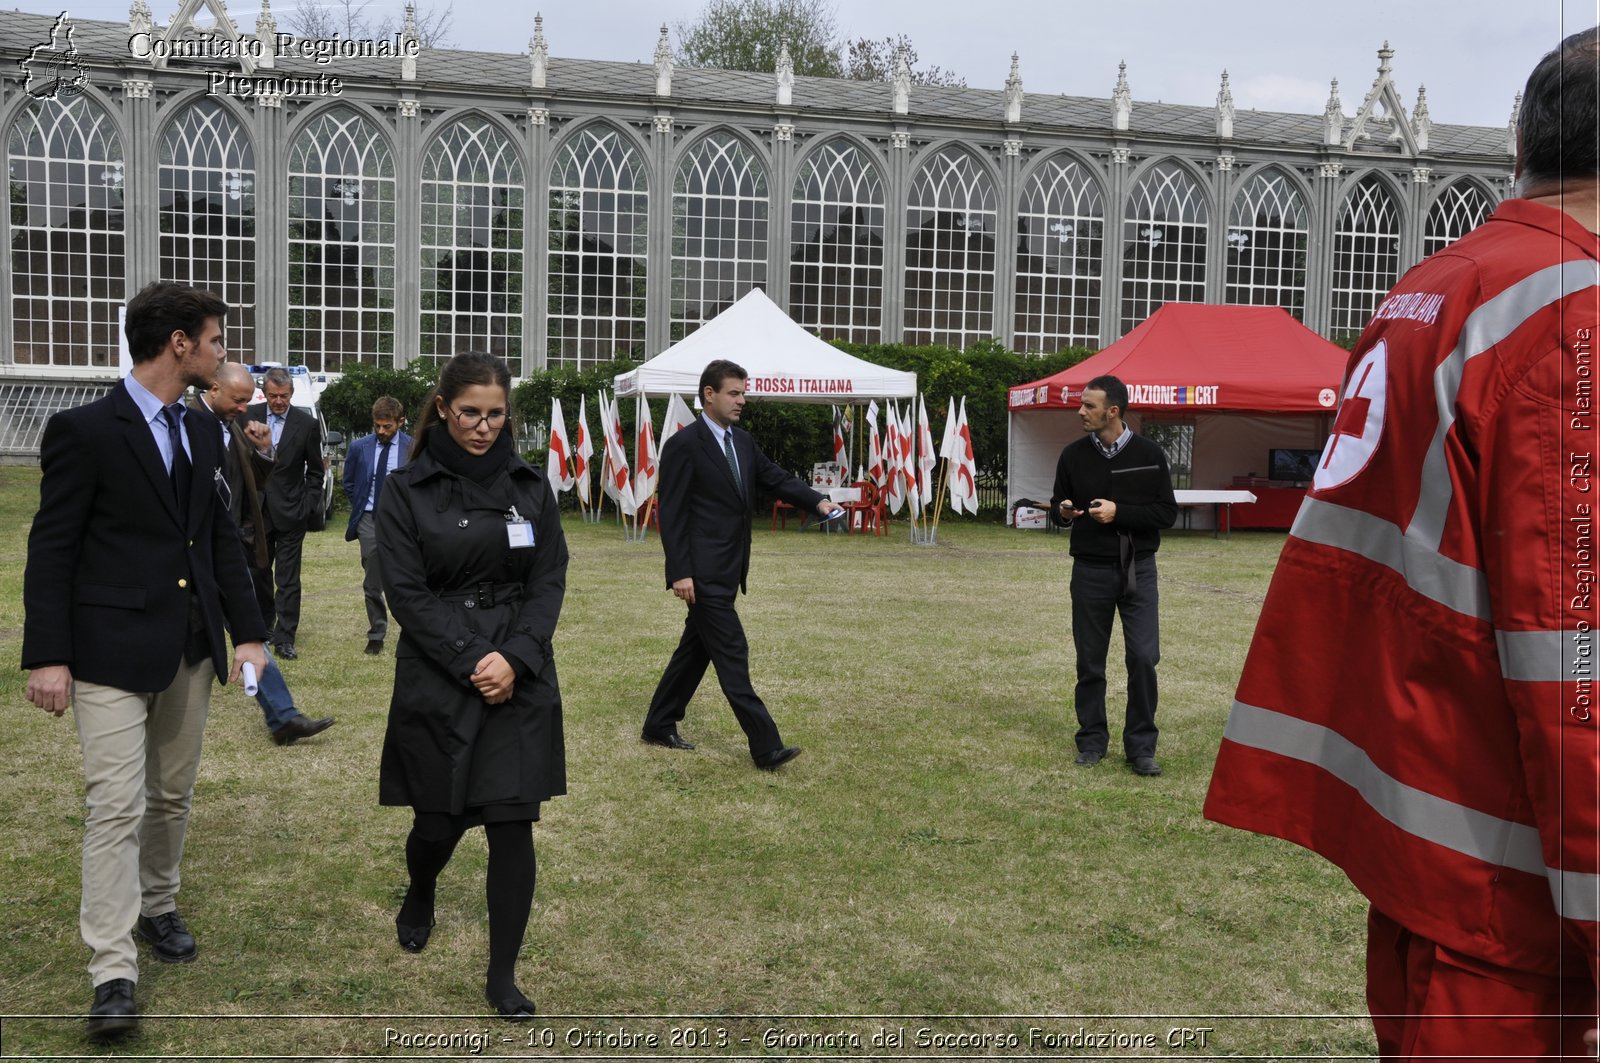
[[243, 366, 324, 659], [342, 395, 411, 655], [642, 359, 843, 770], [193, 362, 335, 745], [22, 281, 269, 1040]]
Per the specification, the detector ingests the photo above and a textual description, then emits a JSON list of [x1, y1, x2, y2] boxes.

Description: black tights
[[400, 814, 536, 999]]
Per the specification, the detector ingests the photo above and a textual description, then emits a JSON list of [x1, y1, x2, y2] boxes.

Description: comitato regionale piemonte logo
[[22, 12, 90, 100]]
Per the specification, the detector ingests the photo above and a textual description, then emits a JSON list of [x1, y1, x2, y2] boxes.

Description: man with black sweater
[[1050, 375, 1177, 776]]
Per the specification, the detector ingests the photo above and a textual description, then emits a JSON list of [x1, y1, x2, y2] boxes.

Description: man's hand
[[26, 665, 73, 717], [1057, 499, 1084, 520], [229, 641, 268, 686], [243, 420, 271, 454], [816, 500, 844, 518], [471, 652, 517, 705], [671, 577, 696, 606], [1088, 498, 1117, 523]]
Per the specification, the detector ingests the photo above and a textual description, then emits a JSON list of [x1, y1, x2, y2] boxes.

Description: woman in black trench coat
[[375, 352, 567, 1020]]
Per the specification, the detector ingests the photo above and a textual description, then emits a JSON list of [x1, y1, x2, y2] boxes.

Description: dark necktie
[[162, 404, 191, 513], [373, 438, 392, 512], [722, 429, 742, 496]]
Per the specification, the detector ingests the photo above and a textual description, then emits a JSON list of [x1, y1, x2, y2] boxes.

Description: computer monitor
[[1268, 447, 1321, 484]]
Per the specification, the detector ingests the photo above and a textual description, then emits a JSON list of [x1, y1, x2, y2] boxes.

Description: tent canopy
[[1008, 303, 1348, 414], [615, 288, 917, 403]]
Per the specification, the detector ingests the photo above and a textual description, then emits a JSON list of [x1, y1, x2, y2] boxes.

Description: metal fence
[[0, 381, 116, 463]]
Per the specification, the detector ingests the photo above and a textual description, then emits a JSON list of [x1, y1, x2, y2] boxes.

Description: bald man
[[192, 364, 334, 746]]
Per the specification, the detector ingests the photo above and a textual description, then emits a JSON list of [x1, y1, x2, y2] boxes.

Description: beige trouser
[[72, 658, 212, 986]]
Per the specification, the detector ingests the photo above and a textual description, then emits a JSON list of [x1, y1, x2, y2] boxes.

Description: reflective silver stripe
[[1551, 868, 1600, 923], [1226, 701, 1598, 921], [1410, 260, 1600, 552], [1496, 628, 1595, 683], [1290, 497, 1490, 621]]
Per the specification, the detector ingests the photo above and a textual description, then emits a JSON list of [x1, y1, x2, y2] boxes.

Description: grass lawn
[[0, 464, 1372, 1058]]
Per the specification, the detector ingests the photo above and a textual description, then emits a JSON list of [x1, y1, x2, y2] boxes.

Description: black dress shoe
[[395, 916, 435, 953], [1129, 755, 1163, 776], [641, 731, 695, 750], [273, 713, 335, 746], [86, 978, 137, 1041], [485, 987, 537, 1021], [136, 910, 197, 963], [364, 639, 384, 655], [754, 745, 802, 770], [275, 640, 298, 660], [1074, 750, 1104, 767]]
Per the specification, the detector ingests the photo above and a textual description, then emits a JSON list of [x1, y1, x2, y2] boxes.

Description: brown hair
[[124, 281, 229, 364], [371, 395, 405, 422], [410, 352, 514, 459]]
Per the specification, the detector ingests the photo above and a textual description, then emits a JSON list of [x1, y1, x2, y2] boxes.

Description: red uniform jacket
[[1205, 199, 1600, 980]]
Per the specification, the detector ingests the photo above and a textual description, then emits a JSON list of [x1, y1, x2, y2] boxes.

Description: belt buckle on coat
[[474, 582, 496, 609]]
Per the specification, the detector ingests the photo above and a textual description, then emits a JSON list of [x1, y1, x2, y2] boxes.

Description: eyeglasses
[[447, 406, 508, 430]]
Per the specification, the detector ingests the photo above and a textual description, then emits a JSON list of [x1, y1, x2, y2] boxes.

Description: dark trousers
[[266, 522, 305, 644], [248, 559, 275, 633], [355, 512, 389, 641], [643, 594, 783, 758], [1070, 556, 1160, 758]]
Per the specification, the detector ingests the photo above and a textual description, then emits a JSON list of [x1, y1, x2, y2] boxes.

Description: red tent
[[1007, 304, 1351, 529], [1008, 303, 1348, 413]]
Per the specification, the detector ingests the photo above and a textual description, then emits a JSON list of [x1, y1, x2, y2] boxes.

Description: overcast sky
[[40, 0, 1600, 128]]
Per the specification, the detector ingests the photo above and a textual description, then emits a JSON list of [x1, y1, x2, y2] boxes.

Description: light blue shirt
[[1093, 425, 1133, 460], [124, 374, 191, 473], [269, 411, 286, 448]]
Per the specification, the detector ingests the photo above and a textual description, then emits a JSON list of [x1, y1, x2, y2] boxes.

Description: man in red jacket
[[1205, 28, 1600, 1058]]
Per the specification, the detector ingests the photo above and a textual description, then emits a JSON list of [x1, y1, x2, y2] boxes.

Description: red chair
[[842, 481, 883, 537], [771, 500, 800, 530]]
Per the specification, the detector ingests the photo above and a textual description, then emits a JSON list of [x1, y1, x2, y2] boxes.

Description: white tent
[[614, 288, 917, 402]]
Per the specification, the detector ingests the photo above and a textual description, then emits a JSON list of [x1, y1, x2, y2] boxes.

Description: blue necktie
[[162, 404, 191, 512], [373, 438, 392, 513]]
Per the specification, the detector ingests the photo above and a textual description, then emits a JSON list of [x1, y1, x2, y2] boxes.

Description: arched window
[[672, 132, 767, 340], [160, 100, 255, 357], [789, 139, 884, 342], [904, 147, 996, 347], [1121, 161, 1207, 333], [548, 126, 648, 368], [287, 106, 396, 371], [1330, 175, 1401, 338], [1015, 156, 1103, 352], [420, 117, 524, 365], [8, 95, 124, 368], [1225, 169, 1308, 319], [1424, 182, 1493, 256]]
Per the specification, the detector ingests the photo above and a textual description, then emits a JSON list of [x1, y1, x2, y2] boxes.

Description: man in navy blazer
[[22, 281, 268, 1039], [342, 395, 411, 655], [641, 359, 842, 769], [243, 366, 324, 659]]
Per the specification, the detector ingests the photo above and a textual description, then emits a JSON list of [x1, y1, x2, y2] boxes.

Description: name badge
[[506, 505, 535, 549]]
